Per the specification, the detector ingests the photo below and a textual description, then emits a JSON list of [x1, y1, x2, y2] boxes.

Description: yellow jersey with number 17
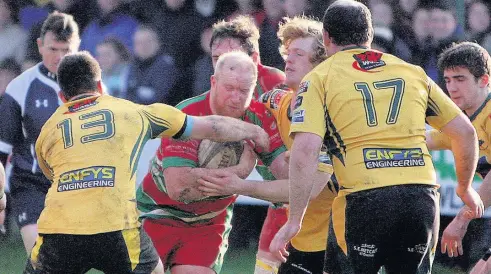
[[290, 47, 462, 196], [35, 94, 188, 235]]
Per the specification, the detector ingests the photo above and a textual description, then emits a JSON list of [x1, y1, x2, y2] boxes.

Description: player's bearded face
[[284, 37, 315, 89], [444, 67, 485, 112], [210, 72, 254, 118]]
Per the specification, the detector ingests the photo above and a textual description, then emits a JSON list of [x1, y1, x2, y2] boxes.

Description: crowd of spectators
[[0, 0, 490, 104]]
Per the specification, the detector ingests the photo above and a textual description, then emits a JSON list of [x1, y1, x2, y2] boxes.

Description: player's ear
[[37, 38, 43, 54], [479, 74, 489, 88], [96, 80, 104, 95], [210, 75, 217, 89], [251, 52, 259, 64], [322, 30, 330, 49], [58, 91, 68, 103]]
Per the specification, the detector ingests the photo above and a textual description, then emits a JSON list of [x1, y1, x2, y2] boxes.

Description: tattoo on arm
[[178, 188, 191, 203]]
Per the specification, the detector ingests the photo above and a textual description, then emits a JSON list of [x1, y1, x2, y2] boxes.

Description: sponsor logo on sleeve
[[58, 166, 115, 192], [259, 92, 271, 104], [297, 81, 310, 95], [294, 96, 303, 110], [352, 51, 386, 72], [292, 110, 305, 123], [269, 89, 283, 110], [363, 148, 425, 169]]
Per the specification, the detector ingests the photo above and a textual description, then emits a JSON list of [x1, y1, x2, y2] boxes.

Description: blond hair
[[277, 16, 327, 65]]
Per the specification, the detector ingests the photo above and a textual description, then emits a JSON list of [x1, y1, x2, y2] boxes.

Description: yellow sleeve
[[140, 103, 188, 139], [425, 77, 462, 130], [289, 70, 327, 138], [35, 133, 53, 181], [427, 129, 452, 150]]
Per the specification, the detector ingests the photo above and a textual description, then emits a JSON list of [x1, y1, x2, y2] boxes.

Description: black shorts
[[11, 188, 46, 228], [278, 244, 325, 274], [24, 227, 159, 274], [324, 184, 439, 274]]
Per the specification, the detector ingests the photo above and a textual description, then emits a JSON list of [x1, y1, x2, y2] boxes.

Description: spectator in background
[[95, 37, 130, 98], [466, 1, 491, 53], [22, 0, 95, 68], [407, 7, 431, 66], [421, 3, 460, 86], [192, 27, 213, 97], [259, 0, 285, 70], [0, 58, 22, 97], [150, 0, 207, 105], [0, 0, 27, 64], [80, 0, 138, 56], [393, 0, 420, 40], [283, 0, 309, 17], [230, 0, 266, 26], [371, 2, 412, 60], [123, 25, 177, 105]]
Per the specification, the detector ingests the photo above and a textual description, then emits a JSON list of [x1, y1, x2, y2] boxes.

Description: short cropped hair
[[278, 15, 327, 65], [58, 51, 102, 99], [323, 0, 373, 46], [438, 42, 491, 80], [215, 51, 258, 82], [210, 15, 260, 55], [40, 11, 79, 42]]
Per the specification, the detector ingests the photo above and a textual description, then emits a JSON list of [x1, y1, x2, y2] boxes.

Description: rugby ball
[[198, 140, 244, 169]]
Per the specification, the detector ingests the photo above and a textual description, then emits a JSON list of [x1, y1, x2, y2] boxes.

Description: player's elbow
[[166, 183, 184, 201], [443, 114, 477, 143]]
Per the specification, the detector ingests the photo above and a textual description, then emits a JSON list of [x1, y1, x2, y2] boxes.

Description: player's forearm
[[194, 115, 262, 142], [441, 115, 478, 193], [451, 132, 478, 194], [288, 135, 321, 223], [242, 179, 290, 203], [222, 164, 253, 179], [269, 153, 289, 180]]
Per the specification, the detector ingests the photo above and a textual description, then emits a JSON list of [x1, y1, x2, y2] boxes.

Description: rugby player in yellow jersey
[[197, 16, 334, 274], [270, 1, 484, 273], [26, 51, 271, 274], [426, 42, 491, 274]]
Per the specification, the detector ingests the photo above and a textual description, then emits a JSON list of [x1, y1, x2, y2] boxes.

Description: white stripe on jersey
[[5, 63, 61, 116], [0, 140, 12, 154], [30, 144, 37, 174]]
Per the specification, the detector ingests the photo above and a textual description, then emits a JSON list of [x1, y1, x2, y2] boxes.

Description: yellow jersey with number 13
[[290, 47, 462, 196], [35, 94, 188, 235]]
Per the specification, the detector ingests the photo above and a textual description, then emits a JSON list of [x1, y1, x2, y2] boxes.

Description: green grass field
[[0, 211, 471, 274], [0, 233, 468, 274]]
